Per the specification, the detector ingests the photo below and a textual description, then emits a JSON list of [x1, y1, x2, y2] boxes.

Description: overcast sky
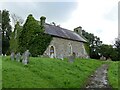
[[0, 0, 119, 44]]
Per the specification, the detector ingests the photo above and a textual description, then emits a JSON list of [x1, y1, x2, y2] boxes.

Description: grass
[[107, 61, 119, 89], [2, 56, 104, 88]]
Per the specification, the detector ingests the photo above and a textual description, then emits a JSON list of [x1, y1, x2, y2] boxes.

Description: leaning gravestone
[[16, 52, 21, 62], [10, 52, 15, 61]]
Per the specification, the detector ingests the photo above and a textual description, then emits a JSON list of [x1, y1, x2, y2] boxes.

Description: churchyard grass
[[2, 56, 119, 88], [107, 61, 119, 88]]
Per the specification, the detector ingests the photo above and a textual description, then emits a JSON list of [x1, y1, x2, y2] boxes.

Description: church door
[[50, 46, 55, 58]]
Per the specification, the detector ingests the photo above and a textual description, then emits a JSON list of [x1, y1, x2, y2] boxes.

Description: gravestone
[[59, 54, 63, 60], [16, 52, 21, 62], [10, 52, 15, 61], [22, 50, 30, 65], [68, 56, 75, 63], [68, 52, 75, 63], [22, 53, 25, 63]]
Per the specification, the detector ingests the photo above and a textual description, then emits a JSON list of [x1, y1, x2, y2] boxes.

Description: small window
[[68, 43, 72, 55]]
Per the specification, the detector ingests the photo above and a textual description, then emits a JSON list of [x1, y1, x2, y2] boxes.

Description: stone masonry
[[43, 37, 88, 58]]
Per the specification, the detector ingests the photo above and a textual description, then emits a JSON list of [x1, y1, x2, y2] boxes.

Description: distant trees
[[82, 30, 119, 61], [1, 10, 12, 55], [99, 44, 113, 60], [114, 38, 120, 60], [82, 30, 102, 59]]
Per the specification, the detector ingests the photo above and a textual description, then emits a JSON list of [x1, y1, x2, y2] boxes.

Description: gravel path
[[85, 64, 112, 89]]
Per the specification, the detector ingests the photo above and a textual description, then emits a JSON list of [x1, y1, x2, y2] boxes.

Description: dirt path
[[85, 64, 112, 89]]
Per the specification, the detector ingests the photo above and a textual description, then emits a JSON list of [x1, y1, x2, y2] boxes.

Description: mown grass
[[2, 56, 104, 88], [107, 61, 119, 89]]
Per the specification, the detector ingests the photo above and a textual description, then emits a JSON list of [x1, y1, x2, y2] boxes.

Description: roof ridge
[[44, 23, 87, 43]]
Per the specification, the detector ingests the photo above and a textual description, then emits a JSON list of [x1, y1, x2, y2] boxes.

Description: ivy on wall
[[18, 14, 52, 57]]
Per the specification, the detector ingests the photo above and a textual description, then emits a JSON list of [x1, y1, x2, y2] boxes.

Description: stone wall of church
[[43, 37, 88, 58]]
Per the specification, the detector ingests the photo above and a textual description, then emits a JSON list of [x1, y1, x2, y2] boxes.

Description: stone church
[[40, 16, 88, 58]]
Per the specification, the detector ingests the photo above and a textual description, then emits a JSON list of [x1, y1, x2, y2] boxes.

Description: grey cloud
[[1, 2, 78, 23]]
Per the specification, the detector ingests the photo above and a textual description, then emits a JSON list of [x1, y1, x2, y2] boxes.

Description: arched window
[[68, 43, 72, 55], [50, 46, 54, 55]]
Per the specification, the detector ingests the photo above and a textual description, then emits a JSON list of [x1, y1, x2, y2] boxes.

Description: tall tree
[[10, 22, 22, 52], [19, 14, 52, 56], [11, 13, 24, 26], [2, 10, 12, 55], [82, 30, 102, 59]]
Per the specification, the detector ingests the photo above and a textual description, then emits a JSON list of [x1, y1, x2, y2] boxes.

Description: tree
[[82, 30, 102, 59], [114, 38, 120, 61], [99, 44, 113, 60], [10, 22, 22, 52], [11, 13, 24, 25], [1, 10, 12, 55], [19, 14, 52, 57]]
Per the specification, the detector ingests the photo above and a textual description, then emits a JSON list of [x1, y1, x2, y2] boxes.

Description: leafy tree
[[1, 10, 12, 55], [114, 38, 120, 61], [82, 30, 102, 59], [99, 44, 113, 60], [19, 14, 52, 57], [10, 22, 22, 52], [11, 13, 24, 26], [110, 48, 118, 61]]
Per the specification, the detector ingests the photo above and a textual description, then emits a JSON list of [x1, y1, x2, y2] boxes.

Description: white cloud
[[61, 0, 119, 44], [0, 0, 119, 44]]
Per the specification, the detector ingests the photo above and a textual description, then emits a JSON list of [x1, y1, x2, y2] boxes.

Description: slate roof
[[44, 23, 87, 43]]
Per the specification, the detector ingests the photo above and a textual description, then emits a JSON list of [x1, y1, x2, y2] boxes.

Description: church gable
[[40, 16, 88, 58], [44, 37, 88, 58]]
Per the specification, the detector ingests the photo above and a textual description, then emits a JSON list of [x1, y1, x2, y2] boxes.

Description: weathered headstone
[[68, 56, 74, 63], [68, 52, 75, 63], [10, 52, 15, 61], [59, 54, 63, 60], [22, 50, 30, 65], [15, 52, 21, 62], [100, 56, 106, 60]]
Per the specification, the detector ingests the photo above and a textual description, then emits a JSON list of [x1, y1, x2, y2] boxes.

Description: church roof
[[44, 23, 87, 43]]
